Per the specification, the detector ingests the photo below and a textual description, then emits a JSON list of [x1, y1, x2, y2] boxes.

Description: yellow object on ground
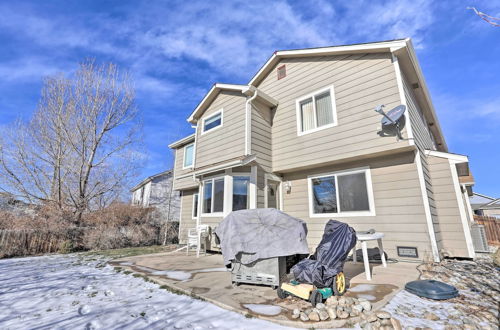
[[280, 282, 314, 300]]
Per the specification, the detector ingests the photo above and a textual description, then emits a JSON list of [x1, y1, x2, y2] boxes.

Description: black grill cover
[[291, 220, 356, 287]]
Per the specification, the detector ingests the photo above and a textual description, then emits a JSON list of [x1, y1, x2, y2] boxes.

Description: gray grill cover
[[215, 208, 310, 266]]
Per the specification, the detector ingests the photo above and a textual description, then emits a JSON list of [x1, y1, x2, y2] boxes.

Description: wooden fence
[[474, 215, 500, 246], [0, 229, 74, 258]]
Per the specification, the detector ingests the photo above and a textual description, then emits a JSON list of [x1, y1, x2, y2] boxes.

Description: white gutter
[[245, 90, 259, 155]]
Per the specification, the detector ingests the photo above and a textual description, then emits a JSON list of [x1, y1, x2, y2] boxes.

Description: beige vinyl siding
[[178, 189, 198, 244], [251, 100, 273, 172], [173, 147, 197, 190], [251, 100, 274, 209], [428, 156, 469, 257], [195, 91, 246, 169], [402, 72, 442, 253], [255, 52, 411, 172], [281, 152, 434, 260], [402, 73, 435, 151]]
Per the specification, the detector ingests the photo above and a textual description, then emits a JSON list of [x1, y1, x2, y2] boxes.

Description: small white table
[[352, 232, 387, 280]]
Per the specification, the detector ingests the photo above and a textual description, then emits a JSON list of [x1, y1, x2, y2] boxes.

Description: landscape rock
[[424, 312, 440, 321], [326, 307, 337, 319], [353, 304, 364, 313], [299, 312, 309, 322], [337, 310, 349, 319], [366, 313, 378, 322], [360, 300, 372, 311], [291, 313, 300, 319], [390, 317, 402, 330], [315, 303, 326, 310], [308, 311, 320, 322], [292, 308, 300, 316], [379, 318, 392, 326], [376, 311, 391, 319], [338, 296, 347, 306], [491, 248, 499, 266], [318, 309, 329, 321], [326, 296, 338, 305], [345, 297, 354, 305]]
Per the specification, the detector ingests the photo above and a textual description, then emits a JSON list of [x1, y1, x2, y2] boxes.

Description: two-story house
[[168, 39, 475, 262]]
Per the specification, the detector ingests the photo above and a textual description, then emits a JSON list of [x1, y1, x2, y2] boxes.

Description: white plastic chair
[[187, 225, 210, 257]]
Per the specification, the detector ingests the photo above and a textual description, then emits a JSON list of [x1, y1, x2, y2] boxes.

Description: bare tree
[[0, 60, 143, 223]]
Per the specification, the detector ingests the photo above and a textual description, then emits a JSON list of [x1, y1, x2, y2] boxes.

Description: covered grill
[[215, 208, 310, 287]]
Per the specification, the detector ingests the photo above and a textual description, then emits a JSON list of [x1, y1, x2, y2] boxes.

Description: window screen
[[184, 144, 194, 167], [315, 91, 333, 127], [338, 172, 369, 212], [300, 98, 315, 132], [233, 176, 249, 211], [193, 193, 199, 218], [203, 181, 212, 213], [311, 176, 337, 213], [213, 178, 224, 212]]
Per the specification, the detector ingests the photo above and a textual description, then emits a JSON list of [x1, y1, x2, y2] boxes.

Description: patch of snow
[[0, 254, 295, 329], [357, 294, 376, 301], [193, 267, 228, 273], [383, 290, 460, 329], [349, 284, 376, 292], [243, 304, 282, 316], [151, 270, 192, 281], [135, 265, 192, 281]]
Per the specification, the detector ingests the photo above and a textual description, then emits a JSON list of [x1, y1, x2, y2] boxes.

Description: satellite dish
[[374, 104, 406, 140]]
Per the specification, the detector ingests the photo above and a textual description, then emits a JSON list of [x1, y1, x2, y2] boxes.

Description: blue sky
[[0, 0, 499, 196]]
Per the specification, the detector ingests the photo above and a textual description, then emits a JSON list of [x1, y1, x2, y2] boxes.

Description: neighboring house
[[131, 170, 180, 222], [470, 192, 500, 218], [169, 39, 476, 261]]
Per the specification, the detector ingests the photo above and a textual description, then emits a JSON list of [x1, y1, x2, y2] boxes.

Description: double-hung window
[[203, 177, 224, 215], [296, 86, 337, 135], [202, 110, 223, 133], [308, 168, 374, 217], [183, 143, 194, 168], [232, 176, 250, 211]]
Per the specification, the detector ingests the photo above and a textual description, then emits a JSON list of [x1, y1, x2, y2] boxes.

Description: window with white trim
[[183, 143, 194, 168], [297, 86, 337, 135], [232, 176, 250, 211], [192, 193, 199, 218], [203, 110, 222, 133], [308, 168, 374, 216], [203, 177, 224, 214]]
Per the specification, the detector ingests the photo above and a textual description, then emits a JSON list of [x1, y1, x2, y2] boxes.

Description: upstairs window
[[296, 86, 337, 135], [202, 110, 223, 133], [183, 143, 194, 168], [308, 168, 374, 217]]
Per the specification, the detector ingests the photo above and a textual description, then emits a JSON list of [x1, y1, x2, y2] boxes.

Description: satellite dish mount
[[375, 104, 407, 141]]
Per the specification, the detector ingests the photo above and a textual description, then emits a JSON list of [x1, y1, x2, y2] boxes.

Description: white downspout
[[245, 89, 258, 155]]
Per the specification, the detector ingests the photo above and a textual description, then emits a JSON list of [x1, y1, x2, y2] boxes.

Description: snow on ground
[[0, 254, 296, 330]]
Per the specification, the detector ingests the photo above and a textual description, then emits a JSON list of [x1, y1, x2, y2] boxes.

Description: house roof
[[168, 133, 195, 149], [183, 38, 448, 150], [187, 84, 247, 124], [130, 169, 173, 192], [248, 39, 408, 86], [470, 192, 500, 210]]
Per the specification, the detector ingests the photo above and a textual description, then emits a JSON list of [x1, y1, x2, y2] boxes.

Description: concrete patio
[[111, 251, 420, 328]]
